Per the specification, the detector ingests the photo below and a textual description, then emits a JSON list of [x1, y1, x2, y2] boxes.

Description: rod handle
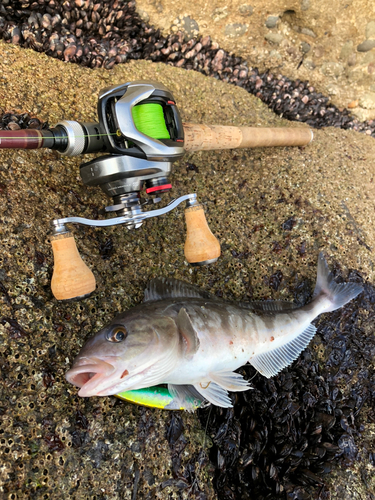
[[183, 123, 313, 151], [184, 204, 221, 265], [50, 232, 96, 300]]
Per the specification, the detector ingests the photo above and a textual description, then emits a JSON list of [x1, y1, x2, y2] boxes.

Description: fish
[[65, 253, 363, 410]]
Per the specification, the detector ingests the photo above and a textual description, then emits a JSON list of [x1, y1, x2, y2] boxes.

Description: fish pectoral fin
[[249, 323, 317, 378], [176, 308, 200, 360], [209, 371, 252, 392], [143, 277, 213, 302], [167, 384, 207, 412], [193, 381, 233, 408]]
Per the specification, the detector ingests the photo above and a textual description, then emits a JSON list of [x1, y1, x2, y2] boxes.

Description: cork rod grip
[[182, 123, 313, 151], [184, 205, 221, 265], [50, 232, 96, 300]]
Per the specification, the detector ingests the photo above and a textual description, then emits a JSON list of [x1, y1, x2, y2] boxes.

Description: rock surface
[[136, 0, 375, 120], [0, 42, 374, 498]]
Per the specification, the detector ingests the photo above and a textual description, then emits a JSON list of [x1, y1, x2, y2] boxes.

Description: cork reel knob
[[50, 232, 96, 300], [184, 204, 221, 265]]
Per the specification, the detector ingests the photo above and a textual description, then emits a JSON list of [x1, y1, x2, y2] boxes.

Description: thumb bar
[[182, 123, 313, 151]]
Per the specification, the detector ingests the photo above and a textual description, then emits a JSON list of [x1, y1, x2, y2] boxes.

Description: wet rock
[[348, 52, 357, 66], [326, 83, 340, 96], [359, 92, 375, 109], [301, 27, 316, 38], [212, 7, 228, 22], [238, 4, 254, 16], [314, 46, 325, 58], [269, 49, 281, 59], [363, 50, 375, 63], [180, 16, 199, 40], [265, 16, 279, 28], [224, 23, 248, 38], [321, 62, 345, 77], [265, 33, 283, 45], [365, 20, 375, 39], [357, 39, 375, 52], [340, 40, 354, 60], [301, 42, 310, 53]]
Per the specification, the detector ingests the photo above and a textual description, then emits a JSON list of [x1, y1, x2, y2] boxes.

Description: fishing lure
[[116, 385, 204, 410]]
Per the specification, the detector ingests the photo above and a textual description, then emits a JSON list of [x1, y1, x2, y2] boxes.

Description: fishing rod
[[1, 81, 313, 301]]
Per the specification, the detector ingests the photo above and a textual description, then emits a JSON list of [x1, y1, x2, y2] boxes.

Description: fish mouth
[[65, 358, 118, 397]]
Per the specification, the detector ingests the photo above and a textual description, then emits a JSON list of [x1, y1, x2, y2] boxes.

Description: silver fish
[[65, 254, 363, 409]]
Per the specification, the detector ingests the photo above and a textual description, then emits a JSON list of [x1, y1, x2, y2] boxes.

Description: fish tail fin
[[313, 253, 363, 312]]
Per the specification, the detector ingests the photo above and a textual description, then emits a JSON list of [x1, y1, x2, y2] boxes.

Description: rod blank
[[0, 129, 44, 149]]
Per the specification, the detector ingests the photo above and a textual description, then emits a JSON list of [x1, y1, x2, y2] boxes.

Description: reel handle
[[183, 123, 313, 151], [184, 204, 221, 265], [50, 232, 96, 300]]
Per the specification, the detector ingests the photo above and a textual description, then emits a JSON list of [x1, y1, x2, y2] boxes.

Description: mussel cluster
[[0, 0, 374, 136], [0, 110, 46, 131]]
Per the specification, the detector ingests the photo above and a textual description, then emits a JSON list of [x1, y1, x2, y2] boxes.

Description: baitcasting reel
[[48, 82, 220, 300], [1, 80, 314, 301]]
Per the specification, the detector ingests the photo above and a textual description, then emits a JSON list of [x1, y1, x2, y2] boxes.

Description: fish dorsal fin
[[209, 371, 251, 392], [238, 300, 299, 313], [143, 278, 211, 302], [166, 384, 207, 411], [193, 381, 233, 408], [176, 308, 200, 360], [249, 323, 317, 378]]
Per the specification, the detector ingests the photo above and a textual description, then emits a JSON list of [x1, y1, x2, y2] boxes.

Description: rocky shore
[[1, 0, 375, 137], [0, 1, 375, 498]]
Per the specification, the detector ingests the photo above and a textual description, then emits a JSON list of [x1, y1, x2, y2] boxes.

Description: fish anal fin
[[250, 323, 317, 378], [193, 381, 233, 408], [176, 308, 200, 359], [144, 278, 212, 302], [209, 371, 251, 392], [166, 384, 206, 411]]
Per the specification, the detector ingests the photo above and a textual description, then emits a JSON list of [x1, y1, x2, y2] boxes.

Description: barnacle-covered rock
[[0, 41, 374, 499]]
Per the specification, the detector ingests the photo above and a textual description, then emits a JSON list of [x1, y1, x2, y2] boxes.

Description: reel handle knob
[[50, 232, 96, 300], [184, 204, 221, 265]]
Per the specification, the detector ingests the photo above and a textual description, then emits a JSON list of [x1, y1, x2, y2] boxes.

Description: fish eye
[[106, 325, 127, 343]]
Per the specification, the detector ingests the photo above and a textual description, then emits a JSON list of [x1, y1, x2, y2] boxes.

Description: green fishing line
[[131, 103, 170, 139]]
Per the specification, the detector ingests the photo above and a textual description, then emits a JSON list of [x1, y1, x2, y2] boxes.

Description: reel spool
[[132, 103, 171, 140]]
